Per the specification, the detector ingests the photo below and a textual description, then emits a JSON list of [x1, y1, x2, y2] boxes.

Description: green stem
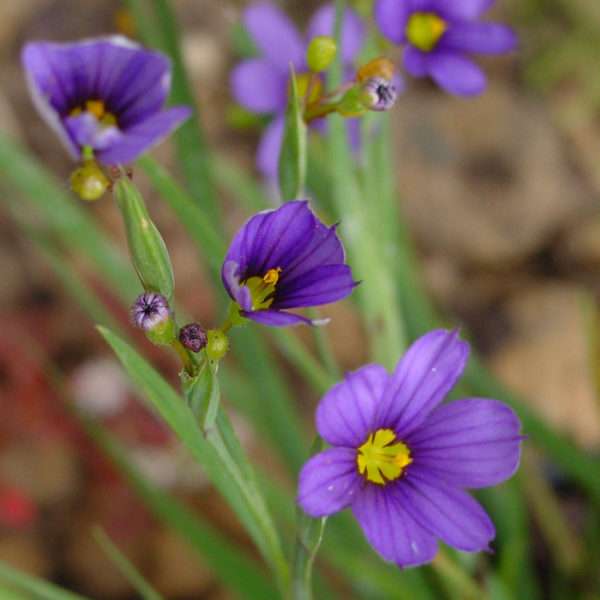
[[170, 338, 196, 375], [308, 309, 341, 380], [207, 418, 290, 596], [291, 437, 326, 600]]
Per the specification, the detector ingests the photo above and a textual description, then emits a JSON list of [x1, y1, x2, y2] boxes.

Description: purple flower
[[22, 36, 191, 165], [297, 330, 522, 567], [230, 3, 365, 178], [374, 0, 517, 96], [222, 201, 357, 327]]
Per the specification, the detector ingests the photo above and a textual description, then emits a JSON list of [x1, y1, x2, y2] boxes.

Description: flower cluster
[[298, 329, 523, 567], [231, 2, 366, 178], [21, 0, 523, 579]]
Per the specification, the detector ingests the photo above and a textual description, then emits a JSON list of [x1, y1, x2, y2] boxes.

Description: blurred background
[[1, 0, 600, 598]]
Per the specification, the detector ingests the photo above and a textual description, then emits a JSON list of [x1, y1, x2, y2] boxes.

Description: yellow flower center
[[357, 429, 413, 485], [406, 12, 448, 52], [244, 268, 282, 310], [70, 99, 117, 127]]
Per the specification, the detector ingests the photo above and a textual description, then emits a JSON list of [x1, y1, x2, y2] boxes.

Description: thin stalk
[[308, 309, 341, 380], [93, 527, 164, 600]]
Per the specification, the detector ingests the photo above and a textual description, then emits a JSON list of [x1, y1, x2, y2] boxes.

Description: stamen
[[69, 99, 118, 127], [357, 428, 412, 485], [244, 267, 283, 310], [263, 267, 282, 286]]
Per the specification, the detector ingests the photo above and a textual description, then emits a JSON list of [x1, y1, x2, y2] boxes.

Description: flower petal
[[441, 23, 517, 55], [244, 3, 304, 70], [407, 399, 522, 488], [222, 261, 253, 310], [402, 472, 495, 552], [257, 115, 285, 178], [64, 113, 122, 150], [274, 264, 356, 309], [316, 364, 389, 447], [307, 4, 365, 63], [374, 0, 411, 44], [231, 59, 287, 114], [352, 484, 438, 567], [374, 329, 469, 437], [403, 46, 429, 77], [434, 0, 494, 20], [96, 106, 191, 165], [297, 448, 362, 517], [428, 51, 487, 96], [242, 309, 314, 327]]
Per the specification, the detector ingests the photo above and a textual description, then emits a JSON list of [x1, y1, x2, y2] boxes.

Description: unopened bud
[[356, 57, 395, 83], [205, 329, 229, 362], [114, 177, 175, 302], [131, 292, 176, 346], [179, 323, 208, 353], [360, 77, 398, 111], [306, 36, 337, 73], [70, 160, 109, 202]]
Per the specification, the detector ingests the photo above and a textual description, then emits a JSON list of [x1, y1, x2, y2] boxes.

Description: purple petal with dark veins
[[242, 309, 315, 327], [374, 329, 469, 437], [407, 398, 522, 488], [352, 483, 439, 567], [274, 265, 356, 309], [316, 364, 388, 447], [401, 470, 496, 552], [297, 448, 362, 517], [97, 106, 191, 165]]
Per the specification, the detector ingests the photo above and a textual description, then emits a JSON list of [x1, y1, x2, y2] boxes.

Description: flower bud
[[114, 177, 175, 302], [356, 57, 395, 83], [70, 160, 110, 202], [179, 323, 208, 353], [131, 292, 176, 346], [360, 77, 398, 112], [306, 36, 337, 73], [205, 329, 229, 361]]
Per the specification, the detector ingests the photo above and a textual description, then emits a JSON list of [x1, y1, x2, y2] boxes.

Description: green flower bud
[[114, 177, 175, 302], [205, 329, 229, 362], [70, 160, 109, 202], [306, 36, 337, 73]]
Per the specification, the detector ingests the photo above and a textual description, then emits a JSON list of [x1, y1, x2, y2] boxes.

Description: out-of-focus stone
[[70, 358, 130, 418], [0, 439, 79, 505], [393, 85, 595, 267], [0, 534, 50, 578], [490, 283, 600, 448], [150, 527, 214, 598], [557, 217, 600, 271]]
